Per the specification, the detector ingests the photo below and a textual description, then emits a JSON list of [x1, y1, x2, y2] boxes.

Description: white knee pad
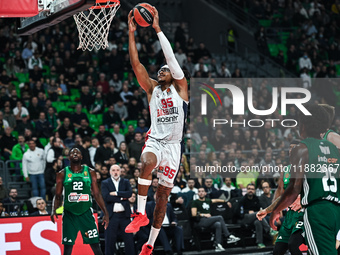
[[138, 177, 152, 186]]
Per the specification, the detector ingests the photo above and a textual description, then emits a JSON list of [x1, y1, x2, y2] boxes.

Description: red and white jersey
[[147, 84, 188, 143]]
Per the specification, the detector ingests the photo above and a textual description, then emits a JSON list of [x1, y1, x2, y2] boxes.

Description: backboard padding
[[0, 0, 38, 17], [18, 0, 95, 35]]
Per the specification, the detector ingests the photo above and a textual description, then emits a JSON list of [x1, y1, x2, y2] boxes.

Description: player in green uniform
[[51, 147, 109, 255], [257, 140, 305, 255], [270, 104, 340, 255]]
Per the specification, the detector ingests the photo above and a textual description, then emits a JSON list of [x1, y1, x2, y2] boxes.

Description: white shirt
[[162, 212, 170, 227], [89, 146, 98, 167], [299, 57, 312, 70], [112, 132, 125, 147], [112, 177, 125, 212], [2, 119, 9, 129], [13, 107, 29, 118], [22, 148, 45, 177]]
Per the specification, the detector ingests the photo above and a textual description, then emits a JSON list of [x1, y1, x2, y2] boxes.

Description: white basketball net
[[73, 1, 120, 51]]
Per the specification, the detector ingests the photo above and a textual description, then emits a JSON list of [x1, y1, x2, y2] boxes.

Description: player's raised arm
[[51, 170, 64, 223], [152, 7, 188, 101], [128, 11, 156, 97]]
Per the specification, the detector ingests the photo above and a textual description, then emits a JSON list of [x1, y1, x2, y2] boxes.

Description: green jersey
[[300, 138, 340, 207], [63, 165, 92, 215], [323, 129, 335, 141]]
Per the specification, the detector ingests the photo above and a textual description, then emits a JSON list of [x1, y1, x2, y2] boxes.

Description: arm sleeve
[[157, 31, 184, 80]]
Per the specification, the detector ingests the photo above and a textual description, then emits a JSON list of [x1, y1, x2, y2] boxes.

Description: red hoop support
[[89, 0, 119, 9]]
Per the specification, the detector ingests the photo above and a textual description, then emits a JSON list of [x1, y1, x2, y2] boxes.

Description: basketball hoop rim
[[90, 0, 120, 9]]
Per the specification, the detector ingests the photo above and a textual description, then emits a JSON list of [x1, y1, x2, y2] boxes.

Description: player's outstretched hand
[[102, 214, 109, 230], [269, 211, 280, 230], [128, 10, 136, 32], [50, 210, 58, 224], [152, 7, 160, 30], [290, 195, 302, 211], [256, 209, 267, 221]]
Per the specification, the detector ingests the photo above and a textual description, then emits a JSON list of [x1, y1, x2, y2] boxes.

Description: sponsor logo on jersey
[[68, 174, 72, 178], [68, 193, 90, 202], [84, 171, 88, 176], [157, 115, 179, 123], [318, 155, 338, 163], [157, 107, 178, 117]]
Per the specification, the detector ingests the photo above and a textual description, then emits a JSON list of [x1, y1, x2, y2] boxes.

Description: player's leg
[[64, 244, 74, 255], [79, 209, 101, 247], [140, 143, 180, 254], [126, 139, 161, 234], [288, 229, 304, 255], [273, 242, 289, 255], [146, 184, 172, 248], [89, 243, 103, 255]]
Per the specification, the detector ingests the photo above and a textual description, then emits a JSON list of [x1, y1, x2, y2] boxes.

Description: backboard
[[18, 0, 96, 36]]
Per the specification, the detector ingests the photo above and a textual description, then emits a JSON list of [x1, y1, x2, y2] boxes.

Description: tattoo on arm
[[266, 196, 281, 213]]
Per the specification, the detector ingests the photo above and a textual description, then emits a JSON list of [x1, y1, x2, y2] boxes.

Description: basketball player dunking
[[125, 7, 189, 255]]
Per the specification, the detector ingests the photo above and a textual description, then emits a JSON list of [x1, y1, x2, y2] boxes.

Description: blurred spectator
[[258, 181, 273, 210], [57, 117, 75, 141], [128, 132, 144, 160], [3, 105, 16, 129], [235, 184, 271, 249], [0, 201, 9, 216], [0, 126, 17, 160], [77, 119, 95, 138], [28, 52, 43, 70], [96, 73, 109, 94], [3, 188, 22, 216], [120, 83, 133, 103], [11, 135, 29, 162], [114, 141, 129, 165], [112, 124, 125, 147], [80, 86, 94, 110], [71, 104, 89, 129], [182, 178, 198, 201], [103, 104, 122, 129], [63, 130, 75, 149], [16, 114, 34, 135], [46, 137, 63, 169], [236, 169, 256, 190], [191, 187, 240, 252], [125, 124, 135, 145], [13, 101, 29, 121], [95, 125, 116, 146], [75, 136, 93, 168], [89, 137, 100, 167], [298, 52, 312, 71], [0, 176, 8, 201], [30, 198, 50, 215], [46, 106, 60, 130], [0, 111, 9, 134], [22, 139, 46, 198], [94, 137, 113, 165], [106, 86, 122, 107], [35, 111, 53, 138], [89, 92, 104, 114], [135, 119, 148, 134], [114, 99, 128, 122], [259, 152, 275, 167], [109, 73, 122, 92]]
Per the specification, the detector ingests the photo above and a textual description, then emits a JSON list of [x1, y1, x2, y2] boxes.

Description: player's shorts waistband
[[148, 136, 181, 144]]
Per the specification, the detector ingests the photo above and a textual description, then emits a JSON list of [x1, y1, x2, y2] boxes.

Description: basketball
[[133, 3, 155, 27]]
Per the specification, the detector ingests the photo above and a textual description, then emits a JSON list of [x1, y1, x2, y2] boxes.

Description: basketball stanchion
[[73, 0, 120, 51]]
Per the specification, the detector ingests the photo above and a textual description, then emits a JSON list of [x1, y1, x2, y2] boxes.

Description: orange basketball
[[133, 3, 155, 27]]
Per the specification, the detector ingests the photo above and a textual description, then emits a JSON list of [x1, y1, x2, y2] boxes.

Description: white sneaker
[[215, 243, 225, 252], [227, 234, 241, 244]]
